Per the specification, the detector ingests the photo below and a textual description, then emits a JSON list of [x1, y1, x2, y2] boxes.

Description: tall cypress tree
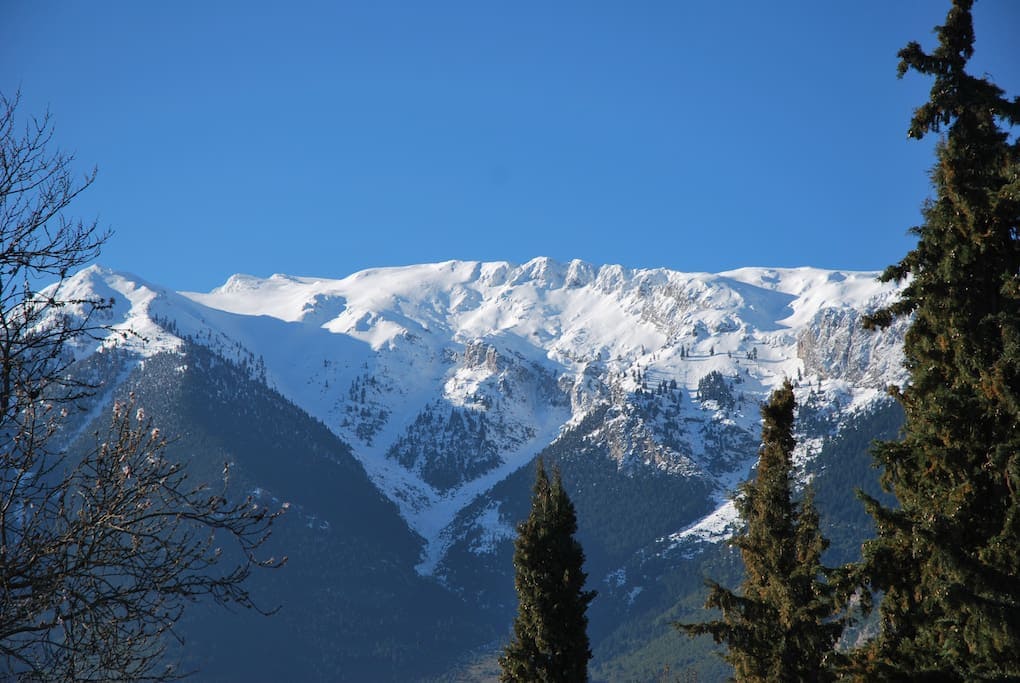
[[500, 460, 596, 682], [678, 381, 840, 682], [859, 1, 1020, 679]]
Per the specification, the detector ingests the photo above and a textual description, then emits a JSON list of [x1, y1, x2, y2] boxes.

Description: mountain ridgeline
[[55, 258, 906, 679]]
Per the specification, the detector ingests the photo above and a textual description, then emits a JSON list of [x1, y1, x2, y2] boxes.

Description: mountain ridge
[[51, 257, 908, 577]]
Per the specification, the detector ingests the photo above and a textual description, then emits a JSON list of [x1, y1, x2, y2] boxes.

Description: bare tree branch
[[0, 90, 283, 680]]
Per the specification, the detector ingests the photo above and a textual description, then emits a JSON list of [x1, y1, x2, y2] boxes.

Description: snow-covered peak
[[177, 258, 898, 359], [65, 257, 907, 439], [58, 258, 906, 572], [720, 266, 898, 327], [63, 256, 907, 433], [44, 265, 181, 358]]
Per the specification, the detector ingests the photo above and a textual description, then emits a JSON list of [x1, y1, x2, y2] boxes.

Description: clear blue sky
[[3, 1, 1018, 291]]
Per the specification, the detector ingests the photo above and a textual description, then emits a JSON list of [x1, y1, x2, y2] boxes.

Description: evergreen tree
[[678, 381, 840, 682], [500, 460, 596, 682], [858, 1, 1020, 679]]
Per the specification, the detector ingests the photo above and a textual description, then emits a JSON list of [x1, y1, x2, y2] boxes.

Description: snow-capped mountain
[[56, 258, 906, 573], [50, 257, 911, 679]]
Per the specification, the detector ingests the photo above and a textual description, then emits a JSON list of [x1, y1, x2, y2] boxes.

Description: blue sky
[[3, 1, 1018, 291]]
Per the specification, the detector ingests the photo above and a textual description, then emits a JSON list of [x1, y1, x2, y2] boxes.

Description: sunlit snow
[[54, 257, 906, 574]]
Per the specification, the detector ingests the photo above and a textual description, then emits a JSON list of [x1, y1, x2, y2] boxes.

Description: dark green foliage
[[500, 461, 596, 682], [678, 381, 840, 682], [806, 400, 903, 566], [858, 1, 1020, 679], [387, 401, 503, 490], [589, 542, 741, 683], [591, 402, 903, 681], [552, 406, 712, 568], [697, 370, 734, 410]]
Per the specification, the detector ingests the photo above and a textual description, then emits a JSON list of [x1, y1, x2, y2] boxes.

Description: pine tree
[[500, 460, 596, 682], [857, 1, 1020, 679], [678, 381, 840, 682]]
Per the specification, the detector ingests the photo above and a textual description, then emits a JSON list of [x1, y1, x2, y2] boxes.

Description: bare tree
[[2, 399, 285, 680], [0, 90, 108, 420], [0, 91, 283, 679]]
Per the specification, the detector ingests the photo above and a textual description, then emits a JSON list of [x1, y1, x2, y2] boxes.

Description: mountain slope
[[51, 257, 909, 678], [63, 341, 490, 681], [59, 259, 905, 567]]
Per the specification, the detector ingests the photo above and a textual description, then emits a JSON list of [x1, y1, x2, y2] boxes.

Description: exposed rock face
[[463, 339, 501, 373], [797, 307, 907, 387]]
